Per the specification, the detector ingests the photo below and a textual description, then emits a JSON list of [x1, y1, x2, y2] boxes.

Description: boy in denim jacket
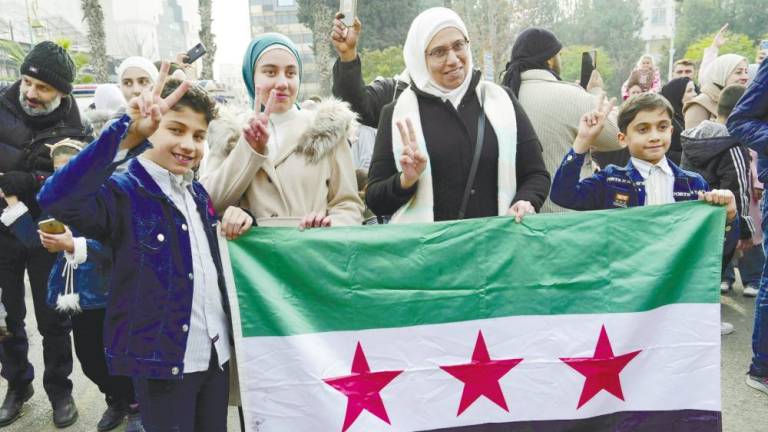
[[551, 93, 739, 335], [37, 64, 253, 431]]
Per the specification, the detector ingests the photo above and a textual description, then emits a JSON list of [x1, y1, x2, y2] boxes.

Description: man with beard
[[0, 41, 92, 428], [501, 28, 624, 213]]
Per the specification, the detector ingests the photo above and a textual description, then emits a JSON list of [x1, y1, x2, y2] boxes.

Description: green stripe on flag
[[229, 201, 724, 338]]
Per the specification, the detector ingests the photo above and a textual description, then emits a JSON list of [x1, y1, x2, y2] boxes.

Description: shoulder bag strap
[[457, 86, 486, 219]]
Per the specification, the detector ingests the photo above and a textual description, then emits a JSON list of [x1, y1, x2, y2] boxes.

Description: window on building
[[651, 7, 666, 25], [277, 0, 295, 6]]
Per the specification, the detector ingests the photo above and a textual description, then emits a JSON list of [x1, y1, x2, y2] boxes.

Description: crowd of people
[[0, 6, 766, 432]]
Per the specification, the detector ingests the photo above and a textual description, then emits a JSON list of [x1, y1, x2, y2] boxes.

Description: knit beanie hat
[[20, 41, 76, 94]]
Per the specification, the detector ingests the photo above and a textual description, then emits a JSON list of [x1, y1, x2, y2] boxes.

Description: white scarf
[[390, 81, 519, 223], [700, 54, 746, 88], [403, 7, 473, 108]]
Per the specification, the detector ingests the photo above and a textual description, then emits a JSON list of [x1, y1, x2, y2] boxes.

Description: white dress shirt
[[631, 156, 675, 206], [138, 157, 230, 373]]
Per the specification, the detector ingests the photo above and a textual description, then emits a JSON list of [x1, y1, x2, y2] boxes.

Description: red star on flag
[[440, 330, 524, 416], [560, 325, 642, 409], [324, 342, 403, 432]]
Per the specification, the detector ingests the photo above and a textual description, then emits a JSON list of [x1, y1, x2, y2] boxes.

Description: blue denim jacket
[[37, 115, 232, 379], [5, 211, 111, 309], [551, 149, 739, 263], [551, 149, 710, 209], [727, 59, 768, 182]]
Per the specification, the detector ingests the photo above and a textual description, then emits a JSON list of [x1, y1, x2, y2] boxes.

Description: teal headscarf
[[242, 33, 303, 104]]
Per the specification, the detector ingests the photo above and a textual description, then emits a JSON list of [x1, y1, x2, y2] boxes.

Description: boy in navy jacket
[[37, 63, 254, 431], [551, 93, 739, 335]]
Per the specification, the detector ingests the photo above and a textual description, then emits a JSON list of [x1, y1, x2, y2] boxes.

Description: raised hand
[[397, 118, 427, 189], [125, 61, 191, 146], [331, 12, 361, 62], [243, 86, 277, 154], [573, 93, 616, 154], [712, 23, 729, 49], [586, 69, 604, 92]]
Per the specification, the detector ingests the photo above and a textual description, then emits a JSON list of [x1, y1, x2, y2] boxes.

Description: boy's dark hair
[[618, 93, 675, 133], [717, 84, 746, 118], [161, 78, 218, 124]]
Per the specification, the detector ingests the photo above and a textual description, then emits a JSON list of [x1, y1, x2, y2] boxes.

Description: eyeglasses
[[426, 39, 469, 63]]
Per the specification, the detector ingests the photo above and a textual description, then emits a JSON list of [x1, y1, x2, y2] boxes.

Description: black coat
[[332, 56, 407, 129], [0, 81, 93, 230], [681, 123, 754, 240], [366, 71, 551, 221]]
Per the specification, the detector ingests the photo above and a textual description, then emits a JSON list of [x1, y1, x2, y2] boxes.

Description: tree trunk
[[309, 3, 334, 96], [81, 0, 108, 82], [198, 0, 216, 80]]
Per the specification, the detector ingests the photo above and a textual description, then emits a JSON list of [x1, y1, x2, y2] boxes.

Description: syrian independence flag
[[223, 202, 723, 432]]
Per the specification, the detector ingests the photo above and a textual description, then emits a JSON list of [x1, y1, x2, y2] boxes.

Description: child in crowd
[[550, 93, 738, 335], [622, 55, 661, 99], [1, 138, 140, 431], [37, 64, 252, 431], [625, 77, 645, 100], [680, 85, 756, 295]]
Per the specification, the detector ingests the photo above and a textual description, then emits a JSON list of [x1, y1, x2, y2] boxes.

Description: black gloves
[[0, 171, 38, 197]]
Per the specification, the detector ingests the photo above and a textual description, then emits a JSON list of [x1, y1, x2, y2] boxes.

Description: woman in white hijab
[[366, 7, 550, 223], [684, 53, 749, 129]]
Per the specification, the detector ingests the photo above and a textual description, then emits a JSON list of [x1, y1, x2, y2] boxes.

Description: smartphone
[[339, 0, 357, 27], [760, 40, 768, 50], [579, 50, 597, 89], [183, 43, 206, 64], [38, 218, 66, 235]]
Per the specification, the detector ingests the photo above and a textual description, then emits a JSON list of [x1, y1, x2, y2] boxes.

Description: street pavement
[[0, 277, 764, 431]]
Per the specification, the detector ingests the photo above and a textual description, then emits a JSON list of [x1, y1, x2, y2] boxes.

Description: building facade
[[248, 0, 320, 98]]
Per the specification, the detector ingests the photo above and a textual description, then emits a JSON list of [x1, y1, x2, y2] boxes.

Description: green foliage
[[684, 32, 756, 62], [554, 0, 643, 98], [559, 45, 617, 95], [297, 0, 420, 51], [360, 46, 405, 84], [676, 0, 768, 54], [0, 40, 27, 67], [54, 37, 95, 84]]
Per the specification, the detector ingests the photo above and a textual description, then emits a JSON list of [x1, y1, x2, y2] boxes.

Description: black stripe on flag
[[420, 409, 721, 432]]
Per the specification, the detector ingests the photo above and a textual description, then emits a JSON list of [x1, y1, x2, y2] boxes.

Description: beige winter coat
[[201, 99, 364, 226], [517, 69, 623, 212]]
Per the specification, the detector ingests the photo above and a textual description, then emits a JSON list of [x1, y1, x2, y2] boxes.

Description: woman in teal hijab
[[201, 33, 364, 229], [241, 32, 303, 106]]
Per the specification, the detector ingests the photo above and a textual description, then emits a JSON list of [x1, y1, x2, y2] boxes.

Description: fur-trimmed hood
[[296, 98, 357, 164]]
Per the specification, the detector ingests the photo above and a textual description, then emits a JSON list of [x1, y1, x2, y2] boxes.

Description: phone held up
[[760, 40, 768, 51], [579, 49, 597, 89], [339, 0, 357, 27], [38, 218, 66, 235], [184, 43, 207, 64]]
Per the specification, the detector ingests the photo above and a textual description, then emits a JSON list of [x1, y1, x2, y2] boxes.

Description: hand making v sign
[[242, 85, 278, 155]]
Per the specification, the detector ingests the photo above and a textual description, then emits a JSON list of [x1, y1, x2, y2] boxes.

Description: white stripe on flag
[[236, 303, 720, 432]]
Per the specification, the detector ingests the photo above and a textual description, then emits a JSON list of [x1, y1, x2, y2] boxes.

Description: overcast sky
[[212, 0, 252, 76]]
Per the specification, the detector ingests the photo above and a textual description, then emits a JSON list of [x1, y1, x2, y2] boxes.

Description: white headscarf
[[700, 53, 746, 88], [116, 56, 159, 83], [93, 84, 125, 112], [403, 7, 473, 108]]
